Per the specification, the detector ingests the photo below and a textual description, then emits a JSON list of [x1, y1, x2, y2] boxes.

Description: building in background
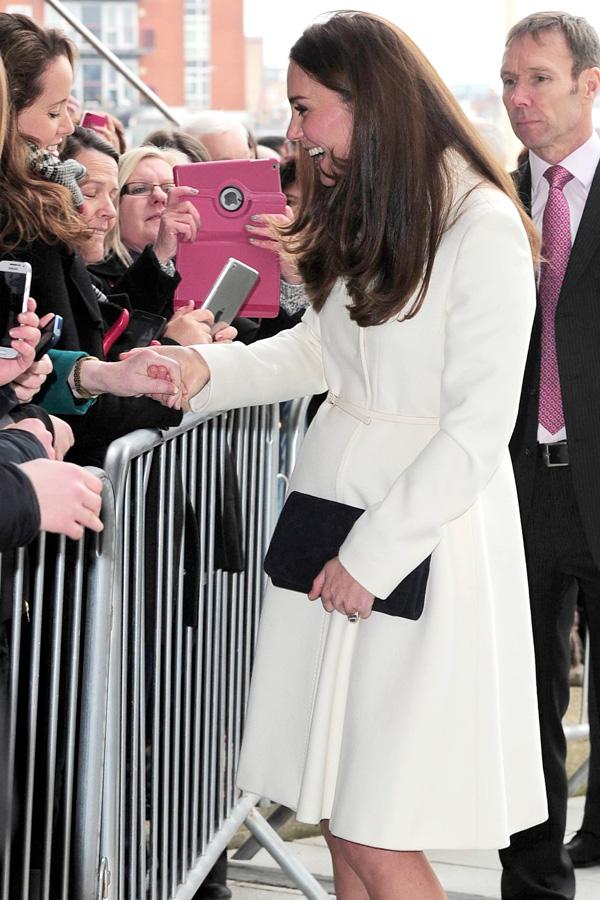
[[0, 0, 246, 118]]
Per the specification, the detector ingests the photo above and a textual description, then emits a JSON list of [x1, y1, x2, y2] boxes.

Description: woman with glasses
[[60, 131, 230, 348], [95, 145, 197, 306]]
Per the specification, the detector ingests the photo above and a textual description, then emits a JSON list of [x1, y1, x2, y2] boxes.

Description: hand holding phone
[[0, 261, 32, 359], [34, 315, 63, 361], [201, 258, 260, 334]]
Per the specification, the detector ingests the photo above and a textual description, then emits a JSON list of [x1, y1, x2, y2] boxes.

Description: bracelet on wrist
[[72, 355, 100, 399]]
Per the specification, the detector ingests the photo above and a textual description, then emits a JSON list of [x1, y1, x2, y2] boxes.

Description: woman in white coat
[[142, 12, 548, 899]]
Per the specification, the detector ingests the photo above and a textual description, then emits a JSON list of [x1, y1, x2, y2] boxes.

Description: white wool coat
[[189, 164, 548, 850]]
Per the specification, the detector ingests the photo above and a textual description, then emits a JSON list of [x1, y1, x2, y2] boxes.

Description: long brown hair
[[0, 15, 87, 252], [287, 11, 538, 327]]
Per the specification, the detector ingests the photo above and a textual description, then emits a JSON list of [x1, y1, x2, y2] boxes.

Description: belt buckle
[[542, 443, 568, 467]]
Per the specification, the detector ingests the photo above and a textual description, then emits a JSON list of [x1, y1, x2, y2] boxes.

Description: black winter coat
[[4, 240, 182, 466]]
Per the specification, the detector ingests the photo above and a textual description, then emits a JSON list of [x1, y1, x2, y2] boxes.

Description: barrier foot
[[243, 805, 330, 899], [233, 804, 294, 860]]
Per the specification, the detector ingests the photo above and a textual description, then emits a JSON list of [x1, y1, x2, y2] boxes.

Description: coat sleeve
[[107, 245, 180, 318], [36, 350, 94, 415], [0, 463, 41, 551], [188, 306, 327, 414], [338, 199, 536, 598]]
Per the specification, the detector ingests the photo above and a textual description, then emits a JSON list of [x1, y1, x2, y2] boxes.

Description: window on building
[[82, 62, 102, 104], [81, 3, 102, 39]]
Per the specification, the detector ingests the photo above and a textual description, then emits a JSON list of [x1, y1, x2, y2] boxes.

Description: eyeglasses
[[120, 181, 176, 197]]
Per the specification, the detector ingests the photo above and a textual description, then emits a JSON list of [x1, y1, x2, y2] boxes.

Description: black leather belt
[[538, 440, 569, 467]]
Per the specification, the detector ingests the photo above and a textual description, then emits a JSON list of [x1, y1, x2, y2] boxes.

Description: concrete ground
[[228, 796, 600, 899]]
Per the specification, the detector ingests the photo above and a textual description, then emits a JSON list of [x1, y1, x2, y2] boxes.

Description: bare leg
[[321, 820, 369, 900], [334, 829, 447, 900]]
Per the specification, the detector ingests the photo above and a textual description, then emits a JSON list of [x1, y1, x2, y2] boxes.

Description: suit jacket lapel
[[515, 161, 532, 216], [561, 159, 600, 298]]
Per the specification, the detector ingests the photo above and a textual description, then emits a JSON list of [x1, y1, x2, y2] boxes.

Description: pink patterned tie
[[538, 164, 573, 435]]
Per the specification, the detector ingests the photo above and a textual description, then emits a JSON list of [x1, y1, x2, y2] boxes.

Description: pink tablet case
[[173, 159, 286, 318]]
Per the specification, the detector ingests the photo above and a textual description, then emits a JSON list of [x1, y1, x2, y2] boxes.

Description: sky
[[244, 1, 600, 89]]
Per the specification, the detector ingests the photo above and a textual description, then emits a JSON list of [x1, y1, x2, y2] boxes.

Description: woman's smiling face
[[17, 54, 74, 154], [286, 61, 353, 185]]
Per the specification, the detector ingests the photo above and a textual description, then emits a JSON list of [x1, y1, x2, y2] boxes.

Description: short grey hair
[[506, 12, 600, 78], [185, 110, 249, 142]]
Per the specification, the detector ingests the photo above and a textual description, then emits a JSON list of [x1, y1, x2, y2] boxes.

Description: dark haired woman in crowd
[[144, 12, 548, 897], [0, 13, 193, 463]]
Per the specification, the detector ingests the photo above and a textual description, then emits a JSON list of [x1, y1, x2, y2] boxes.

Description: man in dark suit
[[499, 12, 600, 900]]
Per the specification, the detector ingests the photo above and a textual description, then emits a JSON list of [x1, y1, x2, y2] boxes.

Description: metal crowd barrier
[[0, 472, 116, 900]]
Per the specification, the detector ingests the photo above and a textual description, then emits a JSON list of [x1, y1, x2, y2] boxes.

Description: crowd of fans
[[0, 10, 305, 899]]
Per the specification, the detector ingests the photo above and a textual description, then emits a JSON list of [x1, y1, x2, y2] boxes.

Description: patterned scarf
[[29, 146, 87, 209]]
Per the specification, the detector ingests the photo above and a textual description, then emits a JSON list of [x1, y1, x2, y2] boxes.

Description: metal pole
[[244, 806, 330, 900], [44, 0, 181, 125]]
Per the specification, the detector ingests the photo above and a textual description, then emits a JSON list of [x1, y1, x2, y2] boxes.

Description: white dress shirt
[[530, 132, 600, 443]]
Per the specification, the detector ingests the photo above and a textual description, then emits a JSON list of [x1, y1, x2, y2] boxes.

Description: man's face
[[501, 29, 597, 163]]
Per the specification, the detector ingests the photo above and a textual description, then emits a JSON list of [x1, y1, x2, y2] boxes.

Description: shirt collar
[[530, 132, 600, 196]]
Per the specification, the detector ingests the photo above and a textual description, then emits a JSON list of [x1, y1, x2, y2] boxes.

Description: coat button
[[528, 387, 537, 397], [524, 447, 533, 457]]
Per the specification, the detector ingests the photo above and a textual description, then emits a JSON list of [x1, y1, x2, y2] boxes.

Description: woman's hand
[[73, 349, 184, 408], [164, 302, 214, 345], [246, 207, 303, 284], [308, 557, 375, 619], [153, 187, 201, 264], [0, 298, 43, 388], [10, 354, 53, 403], [164, 302, 238, 345], [48, 415, 74, 461], [120, 344, 211, 411], [19, 458, 103, 540]]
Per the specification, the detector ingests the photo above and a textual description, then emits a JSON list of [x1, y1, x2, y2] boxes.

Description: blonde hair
[[107, 145, 188, 266]]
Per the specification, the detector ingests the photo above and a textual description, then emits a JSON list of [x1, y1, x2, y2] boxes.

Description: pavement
[[228, 796, 600, 899]]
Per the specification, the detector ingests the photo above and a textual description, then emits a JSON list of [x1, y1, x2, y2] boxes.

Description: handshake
[[120, 344, 212, 412]]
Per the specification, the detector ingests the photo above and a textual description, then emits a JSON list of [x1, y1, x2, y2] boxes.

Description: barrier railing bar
[[150, 444, 167, 900], [74, 472, 117, 900], [43, 535, 67, 900], [190, 426, 207, 866], [171, 438, 186, 888], [59, 535, 85, 900], [180, 431, 192, 883], [120, 471, 132, 899], [217, 419, 228, 831], [243, 806, 329, 900], [164, 443, 177, 898], [201, 419, 218, 852], [22, 534, 46, 900], [2, 548, 25, 899]]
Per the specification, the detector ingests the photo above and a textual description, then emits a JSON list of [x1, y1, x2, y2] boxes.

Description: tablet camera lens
[[219, 186, 244, 212]]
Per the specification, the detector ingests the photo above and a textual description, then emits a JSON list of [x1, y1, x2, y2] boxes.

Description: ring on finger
[[347, 611, 360, 624]]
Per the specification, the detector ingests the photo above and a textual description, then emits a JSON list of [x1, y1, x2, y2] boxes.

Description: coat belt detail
[[325, 392, 440, 426]]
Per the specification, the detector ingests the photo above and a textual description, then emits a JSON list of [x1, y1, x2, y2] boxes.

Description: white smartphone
[[0, 260, 32, 359], [200, 257, 260, 334]]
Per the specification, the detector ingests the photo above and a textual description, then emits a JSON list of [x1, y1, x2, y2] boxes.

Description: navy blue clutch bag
[[264, 491, 430, 620]]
